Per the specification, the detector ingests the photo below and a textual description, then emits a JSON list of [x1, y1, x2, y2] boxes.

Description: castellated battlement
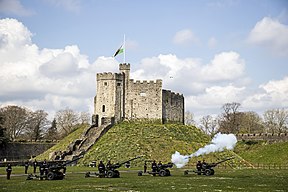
[[97, 72, 124, 81], [119, 63, 130, 70], [130, 79, 162, 86], [236, 133, 288, 142], [163, 89, 184, 97], [94, 63, 184, 127]]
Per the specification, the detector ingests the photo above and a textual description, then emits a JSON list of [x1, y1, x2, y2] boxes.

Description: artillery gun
[[184, 157, 234, 176], [27, 155, 83, 180], [138, 161, 173, 177], [85, 156, 142, 178]]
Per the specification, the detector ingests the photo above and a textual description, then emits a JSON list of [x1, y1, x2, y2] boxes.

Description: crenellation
[[94, 63, 184, 127], [119, 63, 130, 70], [97, 72, 123, 81], [236, 133, 288, 142]]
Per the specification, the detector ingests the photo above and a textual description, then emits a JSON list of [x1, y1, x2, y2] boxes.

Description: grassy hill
[[234, 140, 288, 165], [37, 121, 288, 167], [79, 121, 211, 166], [36, 124, 88, 160]]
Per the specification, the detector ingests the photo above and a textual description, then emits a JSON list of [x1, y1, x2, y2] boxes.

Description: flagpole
[[123, 34, 126, 63]]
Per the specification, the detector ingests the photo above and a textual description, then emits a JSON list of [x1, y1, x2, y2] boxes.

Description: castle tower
[[93, 63, 184, 126], [119, 63, 130, 119], [94, 72, 124, 127]]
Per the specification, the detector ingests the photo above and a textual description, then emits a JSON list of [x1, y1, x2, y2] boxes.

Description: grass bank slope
[[36, 124, 88, 160], [235, 140, 288, 165], [79, 122, 210, 165]]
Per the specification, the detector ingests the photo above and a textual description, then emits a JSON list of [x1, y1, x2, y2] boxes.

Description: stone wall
[[0, 142, 55, 161], [162, 90, 184, 124], [93, 63, 185, 125], [127, 79, 162, 120], [236, 133, 288, 142], [95, 72, 124, 126]]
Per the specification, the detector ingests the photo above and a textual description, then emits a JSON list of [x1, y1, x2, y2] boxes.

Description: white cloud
[[0, 18, 111, 117], [201, 51, 245, 81], [0, 0, 34, 16], [243, 76, 288, 110], [248, 17, 288, 56], [173, 29, 199, 46], [1, 18, 287, 123]]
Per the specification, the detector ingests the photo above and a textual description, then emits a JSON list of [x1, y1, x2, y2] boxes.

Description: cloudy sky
[[0, 0, 287, 122]]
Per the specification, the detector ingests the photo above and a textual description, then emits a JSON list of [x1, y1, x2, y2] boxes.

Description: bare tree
[[45, 118, 58, 140], [199, 115, 218, 135], [218, 102, 241, 133], [0, 114, 9, 146], [237, 111, 264, 133], [79, 111, 91, 125], [26, 110, 50, 141], [263, 108, 288, 133], [185, 111, 195, 125], [0, 105, 30, 141], [55, 108, 79, 137]]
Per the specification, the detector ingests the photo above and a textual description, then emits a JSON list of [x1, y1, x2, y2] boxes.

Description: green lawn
[[1, 166, 287, 192]]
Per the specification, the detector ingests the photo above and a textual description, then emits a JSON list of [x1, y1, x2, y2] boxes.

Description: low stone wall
[[236, 133, 288, 142], [0, 142, 55, 161]]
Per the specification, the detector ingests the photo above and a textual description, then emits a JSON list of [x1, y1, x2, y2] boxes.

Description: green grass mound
[[36, 124, 88, 160], [235, 140, 288, 165], [79, 122, 211, 166]]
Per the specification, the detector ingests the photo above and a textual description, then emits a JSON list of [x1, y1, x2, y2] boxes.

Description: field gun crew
[[184, 157, 235, 176], [85, 156, 142, 178]]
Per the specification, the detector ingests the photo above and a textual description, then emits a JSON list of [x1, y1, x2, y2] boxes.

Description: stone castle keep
[[93, 63, 184, 126]]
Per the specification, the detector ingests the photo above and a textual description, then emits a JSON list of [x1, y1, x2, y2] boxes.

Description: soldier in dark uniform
[[24, 161, 29, 174], [43, 159, 48, 176], [158, 161, 162, 169], [98, 161, 106, 177], [6, 164, 12, 180], [202, 160, 207, 170], [33, 160, 38, 174], [143, 161, 147, 173], [151, 160, 157, 173], [196, 161, 202, 175], [39, 162, 45, 180], [106, 160, 111, 170]]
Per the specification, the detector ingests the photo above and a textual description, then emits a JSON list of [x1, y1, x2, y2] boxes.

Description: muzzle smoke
[[171, 133, 237, 168]]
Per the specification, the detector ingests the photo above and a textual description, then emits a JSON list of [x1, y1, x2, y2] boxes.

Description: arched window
[[102, 105, 105, 112]]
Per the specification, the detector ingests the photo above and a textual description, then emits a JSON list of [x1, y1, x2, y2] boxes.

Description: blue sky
[[0, 0, 287, 122]]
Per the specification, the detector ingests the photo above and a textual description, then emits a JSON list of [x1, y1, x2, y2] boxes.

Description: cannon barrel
[[109, 156, 143, 169], [62, 155, 83, 166], [210, 157, 234, 167], [159, 162, 173, 169]]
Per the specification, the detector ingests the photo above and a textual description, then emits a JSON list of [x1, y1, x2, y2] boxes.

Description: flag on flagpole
[[113, 45, 124, 57]]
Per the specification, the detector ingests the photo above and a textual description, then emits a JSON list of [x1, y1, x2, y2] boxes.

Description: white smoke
[[171, 133, 237, 168]]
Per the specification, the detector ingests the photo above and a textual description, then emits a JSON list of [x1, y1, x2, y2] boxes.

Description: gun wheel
[[106, 170, 115, 178], [159, 170, 166, 177], [47, 172, 55, 180]]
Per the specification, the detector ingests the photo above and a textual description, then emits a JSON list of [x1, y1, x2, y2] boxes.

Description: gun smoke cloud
[[171, 133, 237, 168]]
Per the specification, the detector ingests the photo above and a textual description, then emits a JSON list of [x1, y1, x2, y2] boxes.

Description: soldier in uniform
[[158, 161, 162, 169], [33, 159, 38, 174], [196, 161, 202, 175], [6, 164, 12, 180], [98, 161, 106, 177], [39, 162, 45, 180], [151, 160, 157, 173], [24, 160, 29, 174], [143, 161, 147, 173], [202, 160, 207, 170], [106, 160, 111, 170], [43, 159, 48, 176]]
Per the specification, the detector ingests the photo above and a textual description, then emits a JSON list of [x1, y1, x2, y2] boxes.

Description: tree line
[[185, 102, 288, 135], [0, 105, 91, 146]]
